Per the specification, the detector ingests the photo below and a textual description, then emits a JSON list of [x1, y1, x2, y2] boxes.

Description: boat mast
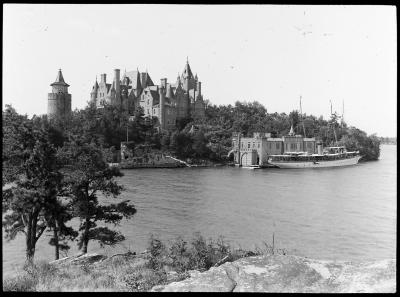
[[299, 95, 306, 137], [341, 99, 344, 127], [330, 100, 338, 145]]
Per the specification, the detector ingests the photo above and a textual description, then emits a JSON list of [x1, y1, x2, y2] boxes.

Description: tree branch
[[35, 225, 47, 242], [21, 214, 27, 227]]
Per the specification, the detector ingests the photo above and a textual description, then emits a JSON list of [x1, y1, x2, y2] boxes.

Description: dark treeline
[[197, 101, 380, 162], [2, 104, 136, 264], [56, 100, 380, 163], [2, 99, 380, 264], [378, 137, 396, 144]]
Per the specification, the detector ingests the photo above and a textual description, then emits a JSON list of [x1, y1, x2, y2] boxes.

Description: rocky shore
[[45, 253, 395, 293], [152, 255, 396, 293]]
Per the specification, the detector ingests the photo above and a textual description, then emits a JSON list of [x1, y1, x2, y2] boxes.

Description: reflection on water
[[3, 145, 396, 275]]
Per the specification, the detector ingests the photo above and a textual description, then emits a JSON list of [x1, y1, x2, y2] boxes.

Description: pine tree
[[2, 105, 64, 262], [59, 138, 137, 253]]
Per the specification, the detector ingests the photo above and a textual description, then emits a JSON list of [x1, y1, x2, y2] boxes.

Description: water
[[3, 145, 396, 275]]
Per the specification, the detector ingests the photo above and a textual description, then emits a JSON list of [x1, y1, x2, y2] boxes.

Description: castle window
[[248, 143, 250, 149]]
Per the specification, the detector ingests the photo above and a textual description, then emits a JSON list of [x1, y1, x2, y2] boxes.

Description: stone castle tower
[[90, 58, 205, 131], [47, 69, 71, 120]]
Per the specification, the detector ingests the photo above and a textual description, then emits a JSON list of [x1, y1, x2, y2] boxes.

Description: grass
[[3, 232, 288, 292]]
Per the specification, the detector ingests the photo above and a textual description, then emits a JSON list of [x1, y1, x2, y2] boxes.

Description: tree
[[192, 130, 209, 158], [59, 139, 137, 253], [3, 105, 63, 262], [339, 128, 380, 161], [45, 196, 78, 260]]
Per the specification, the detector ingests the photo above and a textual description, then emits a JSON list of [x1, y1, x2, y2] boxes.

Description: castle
[[90, 59, 206, 130], [47, 69, 71, 120]]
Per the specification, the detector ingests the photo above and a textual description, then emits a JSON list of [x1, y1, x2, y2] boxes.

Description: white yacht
[[267, 146, 362, 169]]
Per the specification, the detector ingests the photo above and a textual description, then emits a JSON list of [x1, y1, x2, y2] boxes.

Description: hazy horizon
[[3, 4, 397, 137]]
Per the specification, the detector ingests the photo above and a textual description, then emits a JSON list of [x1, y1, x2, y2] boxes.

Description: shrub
[[189, 232, 212, 271], [147, 234, 167, 270], [123, 267, 167, 292], [168, 236, 191, 272]]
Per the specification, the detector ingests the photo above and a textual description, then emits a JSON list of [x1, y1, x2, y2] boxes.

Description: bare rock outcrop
[[152, 255, 396, 293], [49, 253, 107, 267]]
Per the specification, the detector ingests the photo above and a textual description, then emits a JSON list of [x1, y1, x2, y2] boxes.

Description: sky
[[3, 4, 397, 137]]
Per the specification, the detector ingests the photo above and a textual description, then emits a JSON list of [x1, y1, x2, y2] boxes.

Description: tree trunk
[[81, 217, 90, 254], [53, 220, 60, 260], [26, 225, 35, 264], [25, 212, 37, 264]]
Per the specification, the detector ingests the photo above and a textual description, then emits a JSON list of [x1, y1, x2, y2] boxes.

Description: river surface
[[3, 145, 396, 275]]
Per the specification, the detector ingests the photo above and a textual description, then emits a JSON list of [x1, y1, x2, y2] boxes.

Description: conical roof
[[135, 70, 142, 90], [181, 59, 193, 79], [50, 69, 69, 86], [289, 125, 295, 136], [91, 79, 99, 93]]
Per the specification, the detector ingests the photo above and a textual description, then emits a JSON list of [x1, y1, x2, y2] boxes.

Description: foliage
[[339, 127, 380, 161], [146, 233, 266, 273], [59, 139, 136, 253], [2, 105, 64, 262], [2, 233, 287, 292], [22, 98, 380, 165]]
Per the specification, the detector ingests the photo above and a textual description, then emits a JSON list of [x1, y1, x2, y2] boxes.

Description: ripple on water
[[2, 146, 397, 273]]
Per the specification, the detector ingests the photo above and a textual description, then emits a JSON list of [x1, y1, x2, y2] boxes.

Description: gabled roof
[[51, 69, 69, 87], [125, 70, 142, 90], [148, 90, 160, 105], [141, 72, 154, 88], [108, 82, 115, 95]]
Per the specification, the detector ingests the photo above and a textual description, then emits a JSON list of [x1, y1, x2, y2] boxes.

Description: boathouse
[[231, 127, 317, 166]]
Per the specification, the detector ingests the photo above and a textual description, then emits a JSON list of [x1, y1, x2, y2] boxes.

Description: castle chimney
[[114, 69, 121, 105], [160, 78, 167, 89], [196, 81, 201, 96], [100, 73, 106, 83]]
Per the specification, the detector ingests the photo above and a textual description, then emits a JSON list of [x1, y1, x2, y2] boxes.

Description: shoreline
[[3, 250, 395, 292]]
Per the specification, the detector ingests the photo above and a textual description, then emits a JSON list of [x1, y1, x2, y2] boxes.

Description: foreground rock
[[152, 255, 396, 293], [49, 253, 108, 267]]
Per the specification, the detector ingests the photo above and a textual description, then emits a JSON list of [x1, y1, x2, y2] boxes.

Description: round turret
[[48, 69, 71, 120]]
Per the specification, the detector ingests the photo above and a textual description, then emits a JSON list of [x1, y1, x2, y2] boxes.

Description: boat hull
[[268, 155, 362, 169]]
